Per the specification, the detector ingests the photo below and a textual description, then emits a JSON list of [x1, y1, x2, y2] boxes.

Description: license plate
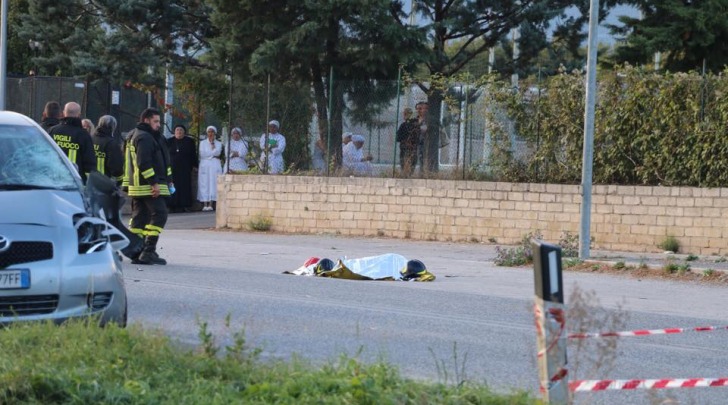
[[0, 269, 30, 289]]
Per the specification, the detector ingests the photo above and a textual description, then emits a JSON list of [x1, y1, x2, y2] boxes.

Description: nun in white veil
[[225, 127, 249, 173]]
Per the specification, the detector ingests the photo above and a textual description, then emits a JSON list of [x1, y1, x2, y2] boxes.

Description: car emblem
[[0, 235, 9, 253]]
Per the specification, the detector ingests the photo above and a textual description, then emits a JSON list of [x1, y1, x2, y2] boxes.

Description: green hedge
[[483, 65, 728, 187]]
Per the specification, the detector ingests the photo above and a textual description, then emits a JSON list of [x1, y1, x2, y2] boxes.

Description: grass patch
[[493, 231, 542, 266], [657, 235, 680, 253], [563, 258, 583, 269], [612, 261, 626, 270], [685, 254, 699, 262], [663, 262, 679, 274], [0, 320, 534, 404], [493, 230, 588, 266], [246, 212, 273, 231]]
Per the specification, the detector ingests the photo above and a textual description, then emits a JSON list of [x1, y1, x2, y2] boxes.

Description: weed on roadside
[[493, 230, 542, 266], [246, 212, 273, 231], [657, 235, 680, 253], [568, 285, 629, 405]]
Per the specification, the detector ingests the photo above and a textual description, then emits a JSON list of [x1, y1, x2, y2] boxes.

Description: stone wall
[[217, 175, 728, 255]]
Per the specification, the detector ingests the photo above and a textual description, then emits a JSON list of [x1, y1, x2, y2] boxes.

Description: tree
[[208, 0, 425, 168], [404, 0, 619, 171], [17, 0, 213, 83], [609, 0, 728, 72]]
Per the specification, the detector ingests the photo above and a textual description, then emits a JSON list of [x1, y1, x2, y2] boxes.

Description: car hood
[[0, 189, 86, 227]]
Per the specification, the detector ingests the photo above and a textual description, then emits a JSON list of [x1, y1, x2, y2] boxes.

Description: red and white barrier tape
[[568, 325, 728, 339], [570, 378, 728, 391]]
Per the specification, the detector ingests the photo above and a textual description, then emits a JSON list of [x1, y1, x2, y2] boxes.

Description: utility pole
[[579, 0, 600, 260], [0, 0, 8, 110]]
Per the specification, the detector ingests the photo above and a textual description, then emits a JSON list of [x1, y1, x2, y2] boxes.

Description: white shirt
[[343, 143, 372, 175], [259, 132, 286, 174], [225, 139, 248, 172]]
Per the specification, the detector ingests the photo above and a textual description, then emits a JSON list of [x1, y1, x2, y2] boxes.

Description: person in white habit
[[342, 134, 373, 175], [225, 127, 248, 173], [259, 120, 286, 174], [198, 125, 223, 211]]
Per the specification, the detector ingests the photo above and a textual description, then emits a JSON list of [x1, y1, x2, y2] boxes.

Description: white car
[[0, 111, 128, 326]]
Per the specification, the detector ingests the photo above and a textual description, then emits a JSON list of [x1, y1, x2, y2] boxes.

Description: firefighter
[[91, 115, 124, 184], [49, 102, 96, 183], [122, 108, 173, 265]]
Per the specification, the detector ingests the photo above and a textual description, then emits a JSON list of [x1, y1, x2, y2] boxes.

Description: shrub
[[663, 262, 679, 274], [658, 235, 680, 253], [493, 230, 542, 266], [558, 231, 580, 258], [246, 212, 272, 231]]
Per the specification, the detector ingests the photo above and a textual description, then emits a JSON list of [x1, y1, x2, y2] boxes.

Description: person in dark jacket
[[41, 101, 62, 133], [48, 102, 96, 183], [396, 107, 419, 175], [91, 115, 124, 184], [166, 124, 198, 212], [122, 108, 173, 265]]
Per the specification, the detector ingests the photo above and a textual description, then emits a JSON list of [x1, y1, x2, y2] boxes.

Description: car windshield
[[0, 124, 78, 189]]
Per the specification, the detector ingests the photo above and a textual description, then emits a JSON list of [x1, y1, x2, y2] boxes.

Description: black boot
[[132, 235, 167, 265], [137, 250, 167, 265]]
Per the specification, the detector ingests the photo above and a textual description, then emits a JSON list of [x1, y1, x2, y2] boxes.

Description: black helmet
[[401, 259, 426, 280], [315, 258, 335, 274]]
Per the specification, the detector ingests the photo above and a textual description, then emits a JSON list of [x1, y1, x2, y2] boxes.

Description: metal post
[[264, 73, 270, 174], [226, 64, 233, 174], [458, 85, 466, 170], [164, 68, 174, 138], [532, 240, 569, 404], [393, 66, 402, 176], [0, 0, 8, 110], [579, 0, 600, 260], [511, 25, 520, 90]]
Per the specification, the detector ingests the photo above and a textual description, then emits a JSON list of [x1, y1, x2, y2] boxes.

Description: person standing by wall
[[225, 127, 248, 173], [91, 115, 123, 183], [396, 107, 419, 176], [198, 125, 222, 211], [49, 102, 96, 183], [259, 120, 286, 174], [342, 134, 373, 176], [166, 124, 198, 212], [123, 108, 172, 265]]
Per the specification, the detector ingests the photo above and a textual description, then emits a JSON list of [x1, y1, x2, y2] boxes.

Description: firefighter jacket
[[123, 123, 173, 197], [92, 126, 124, 183], [49, 117, 96, 183]]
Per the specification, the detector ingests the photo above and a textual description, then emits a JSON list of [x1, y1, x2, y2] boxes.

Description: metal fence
[[4, 76, 153, 137]]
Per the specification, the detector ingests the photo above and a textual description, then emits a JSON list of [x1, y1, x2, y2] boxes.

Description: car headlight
[[73, 213, 130, 254], [73, 214, 109, 254]]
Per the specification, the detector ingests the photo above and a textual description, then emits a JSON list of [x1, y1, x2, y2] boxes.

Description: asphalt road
[[124, 211, 728, 404]]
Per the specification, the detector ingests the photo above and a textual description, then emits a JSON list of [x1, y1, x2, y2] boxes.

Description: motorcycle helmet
[[315, 258, 335, 274], [400, 259, 427, 280]]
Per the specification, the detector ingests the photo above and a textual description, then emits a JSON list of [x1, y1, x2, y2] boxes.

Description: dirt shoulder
[[565, 251, 728, 285]]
